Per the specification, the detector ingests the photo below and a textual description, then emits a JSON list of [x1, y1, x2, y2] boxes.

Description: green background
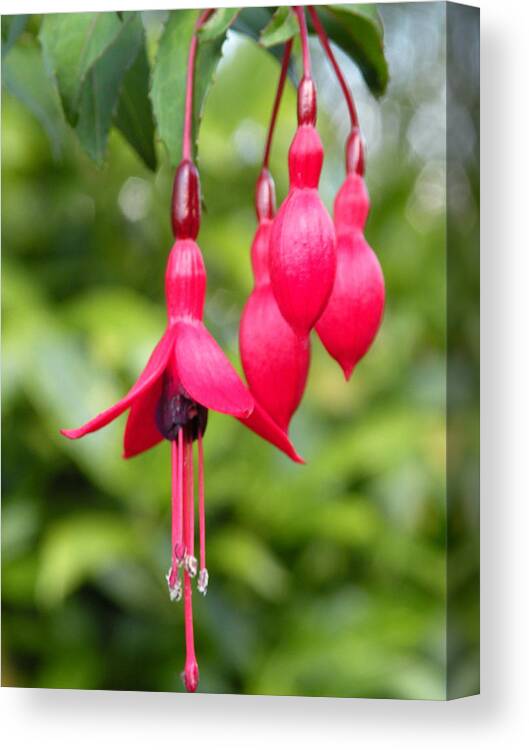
[[2, 3, 478, 698]]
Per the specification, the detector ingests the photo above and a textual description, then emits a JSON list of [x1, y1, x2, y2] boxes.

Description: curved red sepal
[[240, 285, 310, 433], [174, 320, 254, 418], [238, 399, 304, 464], [316, 231, 385, 380], [61, 328, 175, 440], [270, 189, 336, 336], [123, 378, 164, 458]]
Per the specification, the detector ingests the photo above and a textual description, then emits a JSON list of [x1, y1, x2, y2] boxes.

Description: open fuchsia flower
[[240, 41, 310, 432], [269, 7, 336, 337], [61, 9, 301, 694], [61, 4, 385, 694]]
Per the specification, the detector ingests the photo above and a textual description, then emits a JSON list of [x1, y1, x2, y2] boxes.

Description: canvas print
[[1, 2, 479, 699]]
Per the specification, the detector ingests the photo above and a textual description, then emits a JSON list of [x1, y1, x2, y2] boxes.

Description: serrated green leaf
[[259, 6, 297, 48], [114, 39, 157, 170], [151, 9, 228, 166], [75, 13, 144, 166], [316, 4, 389, 97], [2, 44, 65, 158], [39, 12, 122, 124], [198, 7, 240, 42], [1, 14, 29, 58]]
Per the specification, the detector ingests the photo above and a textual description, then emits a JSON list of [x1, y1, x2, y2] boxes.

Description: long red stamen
[[307, 6, 359, 128], [167, 431, 185, 600], [197, 433, 208, 595], [183, 432, 199, 692], [294, 6, 312, 79], [182, 8, 215, 161]]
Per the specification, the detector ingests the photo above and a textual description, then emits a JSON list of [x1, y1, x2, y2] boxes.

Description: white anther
[[197, 568, 209, 596], [184, 554, 198, 578]]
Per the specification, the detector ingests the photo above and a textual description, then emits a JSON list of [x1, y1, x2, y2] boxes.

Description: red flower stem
[[307, 6, 359, 129], [182, 8, 215, 161], [263, 39, 293, 170], [198, 433, 206, 573], [293, 6, 312, 79]]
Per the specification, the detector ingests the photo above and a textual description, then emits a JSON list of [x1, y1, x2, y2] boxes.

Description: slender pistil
[[197, 433, 208, 594]]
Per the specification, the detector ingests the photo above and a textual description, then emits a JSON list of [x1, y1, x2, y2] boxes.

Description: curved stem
[[294, 6, 311, 79], [182, 8, 215, 161], [263, 39, 293, 170], [307, 6, 359, 129]]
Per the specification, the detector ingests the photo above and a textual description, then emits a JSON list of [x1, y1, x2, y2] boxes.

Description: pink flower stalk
[[269, 7, 336, 337], [61, 10, 302, 694], [307, 8, 385, 379]]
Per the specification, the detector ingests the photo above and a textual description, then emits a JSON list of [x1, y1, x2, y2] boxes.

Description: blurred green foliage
[[1, 4, 478, 698]]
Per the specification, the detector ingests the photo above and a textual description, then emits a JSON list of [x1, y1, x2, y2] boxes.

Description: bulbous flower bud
[[240, 219, 310, 432], [270, 119, 336, 337], [316, 176, 384, 380]]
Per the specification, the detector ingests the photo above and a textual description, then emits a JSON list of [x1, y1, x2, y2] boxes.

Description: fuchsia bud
[[240, 170, 310, 432], [269, 80, 336, 337], [316, 166, 385, 380]]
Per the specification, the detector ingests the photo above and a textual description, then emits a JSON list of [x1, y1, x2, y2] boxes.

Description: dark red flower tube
[[240, 170, 310, 432]]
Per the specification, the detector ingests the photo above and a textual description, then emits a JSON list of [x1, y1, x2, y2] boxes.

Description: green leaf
[[75, 13, 144, 165], [39, 12, 122, 124], [36, 512, 141, 607], [259, 6, 297, 48], [151, 9, 228, 165], [1, 14, 29, 58], [198, 7, 240, 42], [114, 36, 157, 170], [315, 4, 389, 97], [2, 44, 65, 158]]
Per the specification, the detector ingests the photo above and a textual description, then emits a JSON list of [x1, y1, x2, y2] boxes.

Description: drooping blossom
[[62, 158, 302, 693], [306, 9, 385, 378], [240, 169, 310, 432], [239, 43, 310, 431], [269, 8, 336, 337]]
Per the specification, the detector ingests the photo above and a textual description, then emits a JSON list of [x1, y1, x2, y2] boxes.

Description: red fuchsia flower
[[269, 7, 336, 337], [308, 7, 385, 379], [61, 10, 302, 694], [240, 42, 310, 432]]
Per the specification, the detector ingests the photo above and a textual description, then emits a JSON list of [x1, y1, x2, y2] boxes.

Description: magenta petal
[[316, 232, 385, 380], [123, 378, 164, 458], [61, 328, 175, 440], [174, 321, 254, 417], [240, 285, 310, 432], [238, 399, 304, 464], [270, 188, 336, 336]]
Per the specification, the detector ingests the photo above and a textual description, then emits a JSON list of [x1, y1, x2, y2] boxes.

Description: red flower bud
[[240, 218, 310, 432], [270, 123, 336, 336], [316, 177, 384, 380]]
